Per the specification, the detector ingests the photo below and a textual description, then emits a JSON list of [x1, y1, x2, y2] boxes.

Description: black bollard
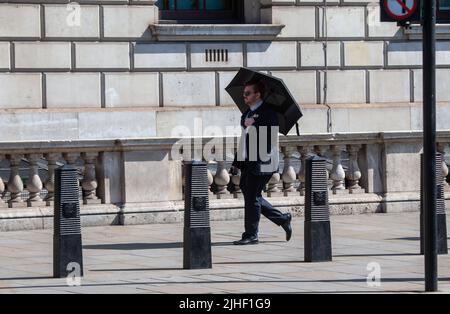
[[304, 156, 332, 262], [420, 153, 448, 255], [183, 161, 212, 269], [53, 165, 83, 278]]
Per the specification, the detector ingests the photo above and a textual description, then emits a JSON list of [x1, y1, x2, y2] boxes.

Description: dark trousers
[[240, 170, 288, 238]]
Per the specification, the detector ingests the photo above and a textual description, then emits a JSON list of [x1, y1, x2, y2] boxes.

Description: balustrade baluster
[[7, 154, 26, 208], [25, 154, 45, 207], [231, 166, 242, 198], [267, 172, 282, 198], [281, 147, 297, 196], [81, 152, 101, 205], [346, 145, 365, 194], [297, 146, 309, 196], [437, 143, 449, 190], [207, 162, 214, 196], [0, 154, 6, 207], [214, 161, 231, 199], [44, 153, 60, 206], [330, 145, 346, 194]]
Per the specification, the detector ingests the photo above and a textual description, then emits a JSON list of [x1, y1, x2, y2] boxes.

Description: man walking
[[232, 80, 292, 245]]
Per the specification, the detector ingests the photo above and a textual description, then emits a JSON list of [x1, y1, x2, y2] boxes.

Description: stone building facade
[[1, 0, 450, 141]]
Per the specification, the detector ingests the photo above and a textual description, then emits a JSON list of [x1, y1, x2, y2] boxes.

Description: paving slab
[[0, 212, 449, 294]]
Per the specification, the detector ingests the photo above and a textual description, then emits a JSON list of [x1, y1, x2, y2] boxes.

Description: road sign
[[380, 0, 421, 22]]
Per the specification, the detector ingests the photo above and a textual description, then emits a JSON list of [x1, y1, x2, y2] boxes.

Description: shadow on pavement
[[91, 268, 183, 272], [213, 260, 306, 265], [0, 276, 53, 281], [387, 237, 450, 241], [333, 253, 421, 258], [1, 277, 449, 291], [83, 240, 284, 250]]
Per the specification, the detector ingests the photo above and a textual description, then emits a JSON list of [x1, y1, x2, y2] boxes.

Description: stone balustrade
[[186, 133, 450, 200], [0, 132, 450, 231], [201, 143, 365, 199], [0, 151, 103, 208]]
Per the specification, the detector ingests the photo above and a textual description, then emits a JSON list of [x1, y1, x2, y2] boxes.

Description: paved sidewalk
[[0, 212, 449, 294]]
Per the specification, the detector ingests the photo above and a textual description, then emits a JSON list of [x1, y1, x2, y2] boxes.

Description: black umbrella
[[225, 67, 303, 136]]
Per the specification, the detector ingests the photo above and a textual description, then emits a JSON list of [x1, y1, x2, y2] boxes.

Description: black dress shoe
[[281, 213, 292, 241], [233, 236, 259, 245]]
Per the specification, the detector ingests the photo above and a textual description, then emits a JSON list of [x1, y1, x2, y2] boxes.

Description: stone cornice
[[148, 24, 285, 41], [2, 131, 450, 154]]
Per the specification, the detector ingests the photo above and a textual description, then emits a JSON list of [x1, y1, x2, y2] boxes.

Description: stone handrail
[[1, 130, 449, 152]]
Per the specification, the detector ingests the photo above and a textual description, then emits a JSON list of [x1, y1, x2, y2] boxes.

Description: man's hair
[[244, 80, 265, 98]]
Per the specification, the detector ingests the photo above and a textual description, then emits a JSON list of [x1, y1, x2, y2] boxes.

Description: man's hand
[[244, 118, 255, 127]]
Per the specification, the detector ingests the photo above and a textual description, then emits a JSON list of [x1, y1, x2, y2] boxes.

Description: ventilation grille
[[205, 49, 229, 62]]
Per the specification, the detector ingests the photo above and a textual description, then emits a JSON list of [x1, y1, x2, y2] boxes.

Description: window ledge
[[404, 24, 450, 39], [148, 24, 285, 41]]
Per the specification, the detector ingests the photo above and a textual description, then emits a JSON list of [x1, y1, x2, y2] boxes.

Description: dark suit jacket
[[232, 103, 279, 176]]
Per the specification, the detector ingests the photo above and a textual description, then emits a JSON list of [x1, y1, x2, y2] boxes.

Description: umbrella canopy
[[225, 67, 303, 136]]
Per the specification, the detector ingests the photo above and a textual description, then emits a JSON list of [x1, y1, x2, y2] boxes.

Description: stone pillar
[[81, 152, 101, 205], [122, 150, 183, 205], [25, 154, 45, 207], [44, 153, 59, 206], [0, 154, 6, 207], [297, 146, 309, 196], [437, 143, 449, 190], [346, 144, 365, 193], [214, 161, 231, 199], [6, 154, 26, 208], [330, 145, 346, 194], [281, 147, 296, 196]]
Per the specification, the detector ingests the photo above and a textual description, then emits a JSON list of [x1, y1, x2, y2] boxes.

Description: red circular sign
[[383, 0, 418, 21]]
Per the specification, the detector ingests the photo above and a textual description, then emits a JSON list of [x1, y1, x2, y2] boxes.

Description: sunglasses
[[243, 91, 254, 97]]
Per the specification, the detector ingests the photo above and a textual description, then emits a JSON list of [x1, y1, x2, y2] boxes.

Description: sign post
[[422, 0, 438, 293], [380, 0, 438, 292]]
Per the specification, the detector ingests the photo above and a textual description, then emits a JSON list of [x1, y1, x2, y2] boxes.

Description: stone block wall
[[0, 0, 450, 141]]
